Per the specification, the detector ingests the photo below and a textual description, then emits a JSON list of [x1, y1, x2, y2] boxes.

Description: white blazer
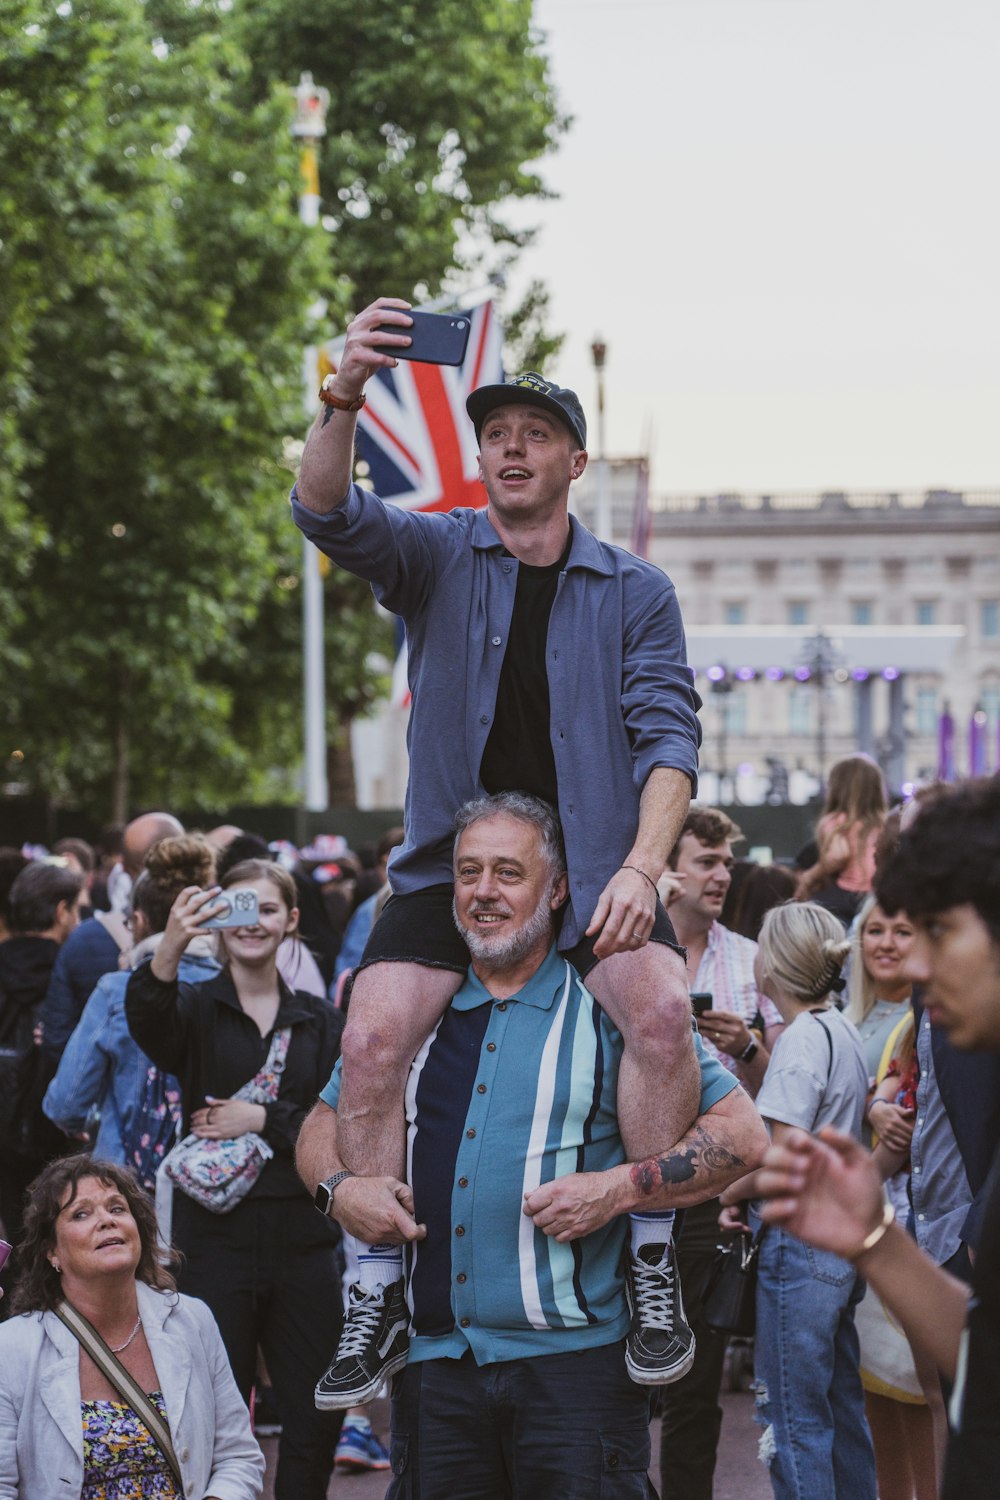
[[0, 1280, 264, 1499]]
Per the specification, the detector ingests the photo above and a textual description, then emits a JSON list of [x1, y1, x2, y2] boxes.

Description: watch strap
[[316, 1169, 355, 1216]]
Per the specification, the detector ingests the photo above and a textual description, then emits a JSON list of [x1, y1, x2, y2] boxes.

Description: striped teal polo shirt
[[322, 944, 735, 1365]]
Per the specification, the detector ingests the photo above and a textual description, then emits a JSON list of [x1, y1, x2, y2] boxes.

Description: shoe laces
[[338, 1287, 388, 1359], [631, 1258, 676, 1331]]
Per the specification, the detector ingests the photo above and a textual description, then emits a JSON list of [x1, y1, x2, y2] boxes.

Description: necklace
[[109, 1315, 142, 1353]]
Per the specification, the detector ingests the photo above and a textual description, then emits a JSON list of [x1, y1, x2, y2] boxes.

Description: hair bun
[[144, 834, 216, 892]]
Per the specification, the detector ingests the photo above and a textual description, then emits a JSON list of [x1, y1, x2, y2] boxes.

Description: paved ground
[[261, 1373, 772, 1498]]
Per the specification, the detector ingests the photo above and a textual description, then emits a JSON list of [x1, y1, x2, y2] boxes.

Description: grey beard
[[453, 895, 555, 972]]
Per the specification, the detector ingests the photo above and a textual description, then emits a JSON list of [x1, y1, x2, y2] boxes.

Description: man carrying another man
[[292, 298, 705, 1395], [298, 794, 767, 1496]]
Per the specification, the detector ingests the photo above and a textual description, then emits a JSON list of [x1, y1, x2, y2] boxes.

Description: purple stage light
[[794, 666, 811, 681], [706, 664, 727, 682], [851, 668, 870, 682], [883, 666, 900, 681], [765, 666, 784, 681], [735, 666, 755, 681]]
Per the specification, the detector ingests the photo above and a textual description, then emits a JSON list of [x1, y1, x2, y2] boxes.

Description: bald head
[[206, 824, 244, 851], [123, 812, 185, 877]]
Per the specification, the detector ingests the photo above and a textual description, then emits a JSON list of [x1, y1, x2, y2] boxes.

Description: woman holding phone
[[125, 858, 345, 1500]]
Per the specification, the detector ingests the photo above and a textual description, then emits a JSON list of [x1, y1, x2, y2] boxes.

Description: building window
[[981, 685, 1000, 726], [915, 687, 938, 736], [982, 600, 1000, 639], [915, 600, 937, 626], [788, 685, 812, 736], [851, 601, 873, 626], [723, 693, 747, 735], [787, 601, 809, 626], [723, 602, 746, 626]]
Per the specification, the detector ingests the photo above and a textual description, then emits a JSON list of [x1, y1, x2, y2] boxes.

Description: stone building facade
[[572, 465, 1000, 800]]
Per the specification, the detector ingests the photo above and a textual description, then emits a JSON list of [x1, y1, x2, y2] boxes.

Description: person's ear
[[569, 449, 588, 481], [550, 873, 569, 911], [286, 906, 300, 938]]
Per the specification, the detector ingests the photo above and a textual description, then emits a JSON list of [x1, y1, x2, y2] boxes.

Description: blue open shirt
[[292, 487, 701, 948]]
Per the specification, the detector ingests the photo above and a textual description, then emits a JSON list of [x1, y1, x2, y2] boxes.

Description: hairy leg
[[586, 942, 700, 1163], [337, 961, 463, 1177]]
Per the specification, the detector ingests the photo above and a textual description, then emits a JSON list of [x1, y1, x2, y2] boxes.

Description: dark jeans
[[174, 1191, 344, 1500], [387, 1341, 658, 1498], [657, 1197, 730, 1500]]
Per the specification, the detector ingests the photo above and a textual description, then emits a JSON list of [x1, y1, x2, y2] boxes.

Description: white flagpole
[[294, 73, 329, 812]]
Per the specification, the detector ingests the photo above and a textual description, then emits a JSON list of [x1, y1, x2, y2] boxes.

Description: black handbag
[[702, 1227, 765, 1338]]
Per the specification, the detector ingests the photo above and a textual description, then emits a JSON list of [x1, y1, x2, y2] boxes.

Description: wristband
[[621, 865, 657, 894], [319, 375, 366, 412], [737, 1035, 759, 1064], [851, 1201, 895, 1260]]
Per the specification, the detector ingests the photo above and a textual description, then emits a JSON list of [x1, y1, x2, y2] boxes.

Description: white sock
[[629, 1211, 675, 1259], [356, 1242, 403, 1293]]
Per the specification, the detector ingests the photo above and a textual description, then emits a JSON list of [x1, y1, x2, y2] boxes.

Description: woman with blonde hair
[[719, 902, 876, 1500], [845, 896, 916, 1110]]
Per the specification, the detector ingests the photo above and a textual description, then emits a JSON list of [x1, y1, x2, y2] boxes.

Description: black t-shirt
[[478, 537, 571, 807], [943, 1148, 1000, 1498]]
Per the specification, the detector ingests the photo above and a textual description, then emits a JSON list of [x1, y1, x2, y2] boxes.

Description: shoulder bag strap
[[810, 1009, 835, 1083], [235, 1025, 292, 1104], [54, 1300, 184, 1492]]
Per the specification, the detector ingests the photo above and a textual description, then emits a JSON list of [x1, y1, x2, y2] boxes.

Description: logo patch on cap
[[511, 373, 554, 396]]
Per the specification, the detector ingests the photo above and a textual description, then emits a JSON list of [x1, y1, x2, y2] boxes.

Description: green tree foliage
[[3, 0, 562, 820]]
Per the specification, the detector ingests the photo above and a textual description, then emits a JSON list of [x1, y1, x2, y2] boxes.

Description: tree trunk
[[110, 667, 131, 825], [327, 719, 356, 806]]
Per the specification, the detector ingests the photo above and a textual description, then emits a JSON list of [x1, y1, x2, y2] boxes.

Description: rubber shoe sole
[[314, 1344, 409, 1409]]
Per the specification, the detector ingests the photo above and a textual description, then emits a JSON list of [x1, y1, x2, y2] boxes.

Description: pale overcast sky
[[506, 0, 1000, 494]]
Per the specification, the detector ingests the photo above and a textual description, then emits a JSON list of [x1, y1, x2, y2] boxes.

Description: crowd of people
[[0, 319, 996, 1500], [0, 766, 996, 1499]]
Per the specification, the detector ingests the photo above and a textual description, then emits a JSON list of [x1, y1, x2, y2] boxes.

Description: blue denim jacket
[[292, 487, 701, 947], [42, 949, 220, 1165]]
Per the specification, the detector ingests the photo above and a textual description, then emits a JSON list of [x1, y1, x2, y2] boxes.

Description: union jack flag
[[320, 299, 504, 512]]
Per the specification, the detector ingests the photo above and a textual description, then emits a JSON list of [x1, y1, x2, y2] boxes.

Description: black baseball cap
[[466, 372, 587, 450]]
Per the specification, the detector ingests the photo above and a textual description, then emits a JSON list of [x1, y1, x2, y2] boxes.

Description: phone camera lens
[[457, 320, 467, 330]]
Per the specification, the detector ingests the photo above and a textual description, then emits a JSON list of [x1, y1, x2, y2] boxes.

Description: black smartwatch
[[738, 1035, 760, 1064], [314, 1170, 355, 1218]]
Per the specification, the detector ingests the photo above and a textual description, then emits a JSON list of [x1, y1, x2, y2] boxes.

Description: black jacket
[[125, 961, 343, 1199]]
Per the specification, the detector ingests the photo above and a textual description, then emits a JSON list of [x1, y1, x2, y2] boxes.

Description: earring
[[51, 1260, 61, 1273]]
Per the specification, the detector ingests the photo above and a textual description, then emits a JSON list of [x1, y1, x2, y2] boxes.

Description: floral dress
[[80, 1392, 179, 1500]]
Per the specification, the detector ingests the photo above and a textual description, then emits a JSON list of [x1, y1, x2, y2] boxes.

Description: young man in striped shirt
[[298, 794, 767, 1493]]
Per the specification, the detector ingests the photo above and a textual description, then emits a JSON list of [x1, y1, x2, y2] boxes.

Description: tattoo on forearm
[[629, 1125, 746, 1196], [321, 404, 335, 427]]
